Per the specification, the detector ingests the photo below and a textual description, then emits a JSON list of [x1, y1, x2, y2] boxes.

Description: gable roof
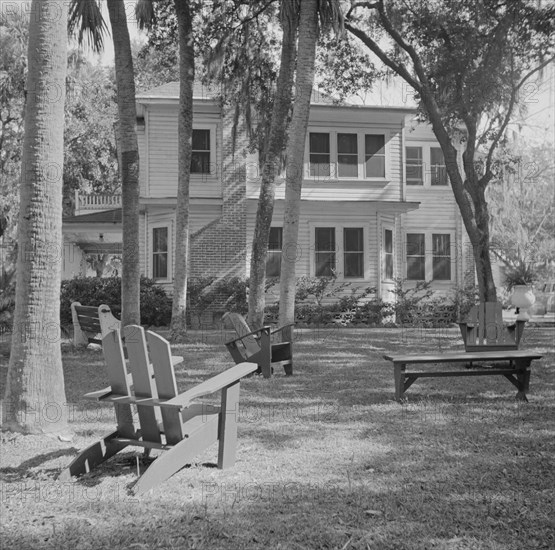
[[63, 209, 122, 224]]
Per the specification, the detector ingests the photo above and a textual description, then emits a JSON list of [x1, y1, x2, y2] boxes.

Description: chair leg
[[132, 415, 219, 495], [59, 430, 128, 480], [283, 362, 293, 376], [218, 382, 240, 469]]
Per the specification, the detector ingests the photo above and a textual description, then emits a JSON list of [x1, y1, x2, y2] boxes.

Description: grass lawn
[[1, 325, 554, 549]]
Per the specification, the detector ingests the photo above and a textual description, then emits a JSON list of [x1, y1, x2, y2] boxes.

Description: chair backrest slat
[[124, 325, 161, 444], [146, 331, 183, 445], [467, 302, 514, 347], [102, 329, 131, 395], [224, 313, 261, 356]]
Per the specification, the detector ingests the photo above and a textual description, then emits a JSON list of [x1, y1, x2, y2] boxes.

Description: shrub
[[60, 276, 172, 327], [391, 278, 434, 325]]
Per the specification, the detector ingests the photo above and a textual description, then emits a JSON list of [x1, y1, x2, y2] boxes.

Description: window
[[152, 227, 168, 279], [406, 146, 423, 185], [432, 234, 451, 280], [191, 129, 210, 174], [384, 228, 394, 280], [309, 133, 331, 178], [343, 228, 364, 278], [406, 233, 425, 280], [315, 227, 336, 276], [337, 133, 358, 177], [430, 147, 447, 185], [365, 134, 385, 177], [266, 227, 282, 277]]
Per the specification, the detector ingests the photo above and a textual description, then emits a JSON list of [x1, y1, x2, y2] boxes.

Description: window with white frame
[[191, 129, 211, 174], [384, 228, 394, 280], [313, 226, 366, 279], [405, 232, 453, 281], [315, 227, 336, 277], [405, 145, 449, 187], [266, 226, 282, 277], [430, 147, 448, 186], [406, 146, 423, 185], [308, 130, 387, 180], [152, 226, 169, 279]]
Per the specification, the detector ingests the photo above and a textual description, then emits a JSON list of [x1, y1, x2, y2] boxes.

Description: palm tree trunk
[[247, 3, 298, 328], [107, 0, 141, 327], [278, 0, 319, 328], [2, 0, 69, 435], [169, 0, 194, 342]]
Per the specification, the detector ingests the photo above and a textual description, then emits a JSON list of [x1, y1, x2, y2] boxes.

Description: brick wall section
[[189, 106, 247, 281]]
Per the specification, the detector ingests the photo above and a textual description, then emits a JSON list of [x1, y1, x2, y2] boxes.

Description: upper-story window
[[365, 134, 385, 177], [308, 130, 387, 180], [266, 227, 283, 277], [191, 129, 211, 174], [309, 133, 331, 178], [405, 145, 448, 187], [430, 147, 448, 186], [406, 147, 423, 185]]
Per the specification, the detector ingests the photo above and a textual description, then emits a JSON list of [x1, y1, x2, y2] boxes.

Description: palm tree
[[69, 0, 152, 326], [277, 0, 343, 329], [2, 0, 70, 434], [247, 0, 299, 328], [169, 0, 194, 342]]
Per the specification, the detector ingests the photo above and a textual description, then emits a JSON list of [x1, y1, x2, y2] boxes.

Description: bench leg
[[394, 362, 406, 402], [515, 359, 531, 402]]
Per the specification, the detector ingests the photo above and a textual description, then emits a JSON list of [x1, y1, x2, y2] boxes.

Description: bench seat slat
[[384, 350, 543, 363]]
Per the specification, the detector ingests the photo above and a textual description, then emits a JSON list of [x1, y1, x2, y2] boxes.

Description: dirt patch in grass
[[1, 326, 554, 549]]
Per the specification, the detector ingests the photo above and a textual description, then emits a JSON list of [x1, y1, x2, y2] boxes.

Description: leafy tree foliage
[[346, 0, 555, 301]]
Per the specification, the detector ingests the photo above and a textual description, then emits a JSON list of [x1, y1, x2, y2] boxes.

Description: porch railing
[[75, 191, 121, 215]]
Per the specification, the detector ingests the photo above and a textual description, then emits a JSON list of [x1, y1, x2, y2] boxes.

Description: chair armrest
[[270, 322, 295, 336], [163, 362, 258, 409], [225, 326, 271, 345]]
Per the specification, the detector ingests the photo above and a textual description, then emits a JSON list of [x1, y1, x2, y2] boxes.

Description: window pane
[[385, 255, 393, 280], [432, 234, 450, 255], [266, 251, 281, 277], [431, 147, 447, 185], [365, 156, 385, 177], [407, 257, 425, 280], [365, 135, 385, 156], [153, 227, 168, 253], [316, 252, 335, 276], [309, 133, 330, 153], [338, 133, 357, 154], [433, 257, 451, 280], [344, 228, 363, 252], [406, 146, 423, 185], [191, 151, 210, 174], [192, 129, 210, 150], [344, 253, 363, 278], [153, 253, 168, 279], [384, 229, 393, 253], [268, 227, 283, 250], [406, 233, 425, 256], [315, 227, 335, 251], [338, 155, 358, 177]]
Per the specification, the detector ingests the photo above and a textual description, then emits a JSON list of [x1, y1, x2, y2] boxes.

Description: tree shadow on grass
[[0, 448, 78, 481]]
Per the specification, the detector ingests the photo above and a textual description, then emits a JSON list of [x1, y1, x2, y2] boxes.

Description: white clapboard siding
[[146, 105, 222, 199], [137, 124, 147, 196]]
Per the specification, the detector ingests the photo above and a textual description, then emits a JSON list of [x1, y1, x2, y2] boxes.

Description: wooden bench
[[60, 325, 258, 495], [71, 302, 121, 347], [383, 350, 543, 402], [223, 312, 294, 378]]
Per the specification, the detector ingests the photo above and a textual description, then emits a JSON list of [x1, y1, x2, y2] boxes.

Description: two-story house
[[62, 81, 474, 311]]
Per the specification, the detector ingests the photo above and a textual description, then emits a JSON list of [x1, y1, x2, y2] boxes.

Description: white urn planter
[[511, 285, 536, 320]]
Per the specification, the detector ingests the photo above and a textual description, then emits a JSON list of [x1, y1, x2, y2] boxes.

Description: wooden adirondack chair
[[459, 302, 526, 352], [222, 312, 294, 378], [60, 326, 257, 495]]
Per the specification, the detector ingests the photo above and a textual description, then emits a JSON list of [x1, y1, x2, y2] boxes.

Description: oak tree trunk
[[169, 0, 194, 342], [247, 7, 298, 328], [108, 0, 141, 326], [278, 0, 319, 327], [3, 0, 70, 435]]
